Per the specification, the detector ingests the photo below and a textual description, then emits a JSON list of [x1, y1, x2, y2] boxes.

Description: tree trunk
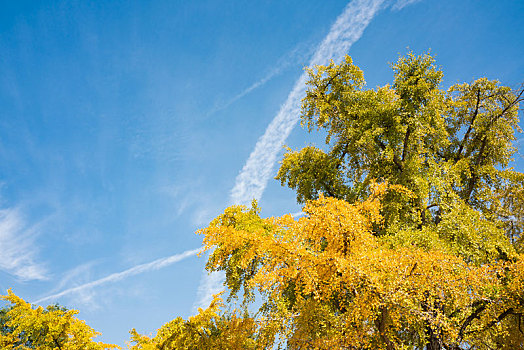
[[375, 307, 395, 350], [425, 325, 443, 350]]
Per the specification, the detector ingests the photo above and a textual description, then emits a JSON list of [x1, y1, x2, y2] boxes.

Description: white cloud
[[0, 208, 47, 281], [192, 264, 225, 314], [206, 41, 314, 117], [34, 0, 427, 312], [194, 0, 387, 311], [159, 182, 217, 228], [191, 207, 215, 228], [160, 184, 194, 218], [42, 260, 102, 309], [392, 0, 423, 11], [230, 0, 385, 207], [34, 247, 200, 305], [291, 211, 305, 219], [52, 260, 99, 292]]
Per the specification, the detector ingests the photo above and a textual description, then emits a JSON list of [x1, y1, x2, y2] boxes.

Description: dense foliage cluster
[[0, 290, 118, 349], [2, 52, 523, 349]]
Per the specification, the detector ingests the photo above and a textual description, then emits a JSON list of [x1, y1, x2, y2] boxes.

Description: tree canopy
[[0, 290, 118, 349], [277, 53, 524, 254], [192, 52, 524, 349], [197, 186, 524, 349], [2, 52, 523, 349]]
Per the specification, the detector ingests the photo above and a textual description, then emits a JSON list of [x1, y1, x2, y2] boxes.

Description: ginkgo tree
[[128, 293, 262, 350], [276, 52, 524, 254], [2, 52, 523, 350], [193, 184, 523, 349], [130, 52, 524, 349], [0, 289, 119, 349]]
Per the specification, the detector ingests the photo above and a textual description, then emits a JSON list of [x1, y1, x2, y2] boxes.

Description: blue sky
[[1, 0, 523, 346]]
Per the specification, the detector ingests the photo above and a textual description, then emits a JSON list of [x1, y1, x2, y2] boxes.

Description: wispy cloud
[[291, 211, 305, 219], [51, 260, 99, 293], [34, 0, 425, 311], [192, 263, 225, 313], [34, 247, 200, 304], [42, 260, 103, 309], [194, 0, 388, 311], [0, 208, 47, 281], [392, 0, 422, 11], [516, 137, 524, 159], [206, 41, 314, 117], [230, 0, 385, 207]]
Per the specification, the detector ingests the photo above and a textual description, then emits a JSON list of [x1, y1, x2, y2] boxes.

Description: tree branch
[[375, 136, 403, 172], [484, 308, 515, 330], [456, 300, 488, 345], [463, 135, 488, 203], [455, 89, 481, 162], [402, 125, 412, 162]]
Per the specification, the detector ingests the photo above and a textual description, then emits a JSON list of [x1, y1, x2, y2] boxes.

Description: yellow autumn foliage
[[198, 182, 524, 349], [0, 290, 119, 350], [3, 52, 523, 350]]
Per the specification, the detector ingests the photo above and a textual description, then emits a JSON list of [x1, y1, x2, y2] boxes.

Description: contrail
[[35, 0, 420, 310], [392, 0, 422, 10], [195, 0, 387, 311], [230, 0, 385, 206], [206, 42, 314, 117], [34, 248, 201, 304]]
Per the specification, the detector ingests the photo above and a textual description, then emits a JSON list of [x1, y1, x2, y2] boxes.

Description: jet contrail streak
[[206, 42, 313, 117], [195, 0, 387, 311], [230, 0, 385, 206], [34, 248, 201, 304], [35, 0, 419, 310]]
